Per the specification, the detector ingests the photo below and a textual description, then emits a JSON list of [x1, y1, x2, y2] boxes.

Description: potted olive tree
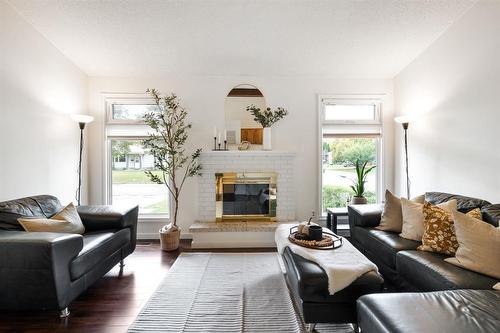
[[143, 89, 202, 251], [349, 160, 376, 204]]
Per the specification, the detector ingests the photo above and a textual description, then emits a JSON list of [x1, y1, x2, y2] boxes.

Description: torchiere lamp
[[70, 114, 94, 205], [394, 115, 412, 199]]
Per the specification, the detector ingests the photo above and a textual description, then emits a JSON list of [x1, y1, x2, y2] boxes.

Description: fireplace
[[215, 172, 277, 221]]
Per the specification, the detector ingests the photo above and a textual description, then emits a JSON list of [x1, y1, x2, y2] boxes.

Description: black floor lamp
[[395, 116, 411, 199], [70, 114, 94, 206]]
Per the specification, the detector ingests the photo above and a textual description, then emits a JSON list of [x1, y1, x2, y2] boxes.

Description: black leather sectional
[[349, 192, 500, 332], [348, 192, 499, 291], [0, 195, 138, 316]]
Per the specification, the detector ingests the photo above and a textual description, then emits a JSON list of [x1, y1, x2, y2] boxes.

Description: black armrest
[[0, 231, 83, 309], [77, 205, 138, 255], [77, 205, 138, 231], [348, 204, 383, 229]]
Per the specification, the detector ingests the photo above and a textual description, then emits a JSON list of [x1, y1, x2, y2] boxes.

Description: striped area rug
[[128, 253, 302, 333]]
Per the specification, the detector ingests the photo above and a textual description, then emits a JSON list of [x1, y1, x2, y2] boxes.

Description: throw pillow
[[18, 203, 85, 234], [466, 208, 482, 220], [377, 190, 424, 232], [418, 202, 458, 255], [445, 211, 500, 279], [400, 199, 457, 241], [418, 206, 484, 255]]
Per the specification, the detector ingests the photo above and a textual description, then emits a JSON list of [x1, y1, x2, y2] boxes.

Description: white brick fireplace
[[198, 151, 295, 221], [190, 150, 296, 248]]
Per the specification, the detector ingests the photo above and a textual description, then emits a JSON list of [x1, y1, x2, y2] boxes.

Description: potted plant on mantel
[[142, 89, 202, 251], [246, 105, 288, 150], [349, 160, 376, 204]]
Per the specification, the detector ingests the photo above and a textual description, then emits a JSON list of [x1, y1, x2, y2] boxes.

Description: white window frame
[[103, 94, 171, 222], [317, 95, 385, 218], [106, 94, 157, 124]]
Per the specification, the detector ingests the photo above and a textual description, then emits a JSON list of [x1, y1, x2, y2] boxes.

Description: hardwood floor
[[0, 240, 275, 333]]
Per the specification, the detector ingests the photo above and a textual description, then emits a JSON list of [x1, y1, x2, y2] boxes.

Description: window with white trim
[[104, 95, 169, 218], [319, 96, 383, 214]]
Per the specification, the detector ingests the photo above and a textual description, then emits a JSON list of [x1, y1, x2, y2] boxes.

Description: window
[[319, 96, 383, 214], [104, 95, 169, 218], [111, 104, 159, 122]]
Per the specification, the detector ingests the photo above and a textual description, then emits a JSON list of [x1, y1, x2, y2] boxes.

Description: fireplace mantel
[[200, 150, 295, 157]]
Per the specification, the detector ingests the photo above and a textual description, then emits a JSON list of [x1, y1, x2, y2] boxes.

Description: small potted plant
[[349, 160, 376, 204], [246, 105, 288, 150], [143, 89, 202, 251]]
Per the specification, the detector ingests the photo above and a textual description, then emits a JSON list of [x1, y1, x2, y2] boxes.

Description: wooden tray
[[288, 226, 343, 250]]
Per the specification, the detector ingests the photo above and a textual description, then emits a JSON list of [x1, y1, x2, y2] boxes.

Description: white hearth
[[190, 150, 296, 248]]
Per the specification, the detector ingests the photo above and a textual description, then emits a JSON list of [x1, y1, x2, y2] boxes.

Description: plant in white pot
[[246, 105, 288, 150], [142, 89, 202, 251], [349, 160, 376, 205]]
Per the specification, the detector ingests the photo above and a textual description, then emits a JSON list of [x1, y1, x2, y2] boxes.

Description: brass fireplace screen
[[216, 172, 277, 221]]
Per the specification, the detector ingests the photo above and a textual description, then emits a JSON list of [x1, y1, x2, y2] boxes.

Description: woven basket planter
[[351, 196, 368, 205], [159, 226, 181, 251]]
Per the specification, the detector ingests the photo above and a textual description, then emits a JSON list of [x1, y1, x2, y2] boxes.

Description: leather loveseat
[[0, 195, 138, 317], [348, 192, 499, 291]]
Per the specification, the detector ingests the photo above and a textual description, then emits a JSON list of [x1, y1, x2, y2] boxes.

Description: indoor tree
[[142, 89, 202, 250]]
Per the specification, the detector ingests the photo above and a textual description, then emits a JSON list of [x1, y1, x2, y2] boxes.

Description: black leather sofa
[[348, 192, 499, 291], [0, 195, 138, 317]]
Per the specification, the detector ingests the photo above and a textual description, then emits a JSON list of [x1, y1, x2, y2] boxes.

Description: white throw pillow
[[377, 190, 424, 232], [18, 203, 85, 234], [399, 199, 457, 241], [445, 211, 500, 279]]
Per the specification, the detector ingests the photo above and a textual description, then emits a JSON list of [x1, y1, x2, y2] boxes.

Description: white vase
[[263, 127, 272, 150]]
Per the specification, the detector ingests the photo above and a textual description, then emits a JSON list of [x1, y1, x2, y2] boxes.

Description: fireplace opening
[[216, 172, 277, 221]]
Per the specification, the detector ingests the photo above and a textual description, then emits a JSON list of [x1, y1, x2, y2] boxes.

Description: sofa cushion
[[425, 192, 491, 212], [70, 229, 130, 280], [357, 290, 500, 333], [361, 229, 420, 269], [396, 250, 498, 291], [0, 195, 62, 231]]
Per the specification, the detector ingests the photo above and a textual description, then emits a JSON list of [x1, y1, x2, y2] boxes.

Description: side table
[[326, 207, 348, 234]]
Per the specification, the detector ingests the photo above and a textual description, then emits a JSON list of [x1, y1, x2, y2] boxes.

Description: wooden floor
[[0, 240, 276, 333]]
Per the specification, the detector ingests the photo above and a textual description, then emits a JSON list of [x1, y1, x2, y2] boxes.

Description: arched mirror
[[224, 84, 265, 145]]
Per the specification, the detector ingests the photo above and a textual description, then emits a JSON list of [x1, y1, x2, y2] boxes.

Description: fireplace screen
[[216, 172, 277, 221]]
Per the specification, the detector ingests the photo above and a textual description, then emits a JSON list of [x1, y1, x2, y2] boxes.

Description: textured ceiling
[[7, 0, 476, 78]]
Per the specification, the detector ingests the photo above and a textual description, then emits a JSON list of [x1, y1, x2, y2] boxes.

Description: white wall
[[0, 1, 89, 203], [88, 76, 394, 238], [394, 1, 500, 203]]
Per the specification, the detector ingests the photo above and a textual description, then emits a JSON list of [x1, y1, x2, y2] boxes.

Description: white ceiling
[[7, 0, 476, 78]]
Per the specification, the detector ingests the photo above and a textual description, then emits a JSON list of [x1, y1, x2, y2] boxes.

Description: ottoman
[[281, 246, 383, 330], [357, 289, 500, 333]]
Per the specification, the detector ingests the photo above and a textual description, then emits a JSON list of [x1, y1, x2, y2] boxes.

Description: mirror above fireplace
[[224, 84, 265, 146]]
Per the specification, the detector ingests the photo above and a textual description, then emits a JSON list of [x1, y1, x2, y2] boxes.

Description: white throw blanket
[[275, 224, 378, 295]]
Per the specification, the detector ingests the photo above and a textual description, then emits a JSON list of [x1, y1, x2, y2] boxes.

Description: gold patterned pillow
[[418, 205, 483, 255], [418, 202, 458, 255], [466, 208, 482, 220]]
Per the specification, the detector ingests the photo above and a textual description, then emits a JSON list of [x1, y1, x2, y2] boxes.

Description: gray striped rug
[[128, 252, 353, 333]]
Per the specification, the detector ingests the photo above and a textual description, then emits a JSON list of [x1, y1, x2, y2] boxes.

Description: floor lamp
[[70, 114, 94, 205], [395, 116, 411, 199]]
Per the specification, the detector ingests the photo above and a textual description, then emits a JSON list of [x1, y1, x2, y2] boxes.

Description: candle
[[218, 133, 221, 144], [213, 126, 217, 138], [224, 129, 227, 141]]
